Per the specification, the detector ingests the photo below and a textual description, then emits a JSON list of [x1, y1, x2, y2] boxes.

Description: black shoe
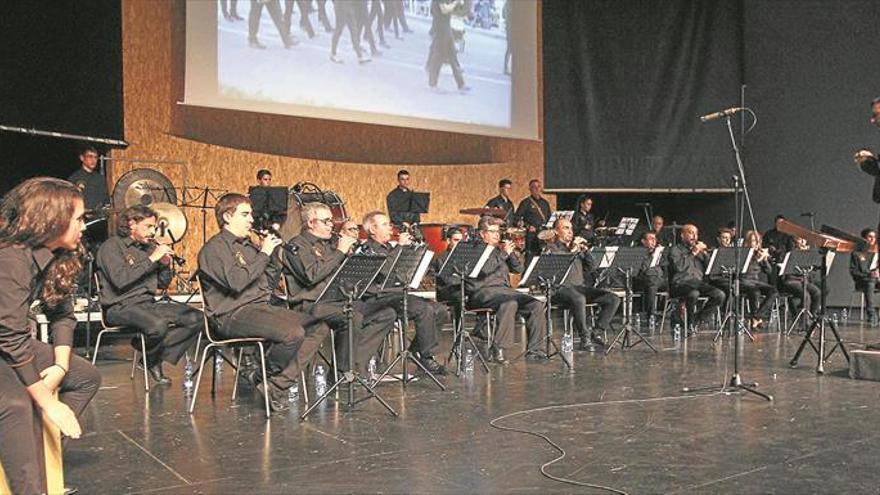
[[590, 331, 606, 347], [418, 356, 447, 375], [256, 381, 289, 412], [148, 363, 171, 386], [524, 350, 548, 362], [490, 346, 508, 366]]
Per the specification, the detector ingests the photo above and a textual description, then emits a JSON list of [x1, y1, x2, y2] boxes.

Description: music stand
[[439, 242, 494, 375], [604, 247, 658, 354], [789, 249, 849, 374], [248, 186, 289, 229], [372, 246, 446, 390], [704, 247, 755, 342], [519, 254, 577, 370], [780, 249, 825, 335], [301, 254, 398, 420]]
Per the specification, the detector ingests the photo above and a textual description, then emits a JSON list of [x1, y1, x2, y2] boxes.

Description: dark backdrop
[[0, 0, 124, 194]]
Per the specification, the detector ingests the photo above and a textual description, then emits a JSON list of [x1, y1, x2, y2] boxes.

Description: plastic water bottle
[[673, 323, 682, 342], [634, 314, 642, 330], [214, 352, 223, 375], [368, 356, 377, 381], [464, 347, 475, 373], [832, 313, 839, 325], [841, 308, 849, 322], [288, 382, 299, 402], [648, 314, 657, 333], [183, 359, 194, 392], [561, 330, 573, 353], [314, 365, 326, 396]]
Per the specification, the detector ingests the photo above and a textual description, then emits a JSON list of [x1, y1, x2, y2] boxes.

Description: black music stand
[[439, 242, 494, 376], [605, 247, 658, 354], [780, 249, 824, 335], [705, 247, 755, 342], [301, 254, 398, 420], [248, 186, 289, 229], [372, 246, 446, 390], [519, 253, 576, 370], [789, 249, 850, 374]]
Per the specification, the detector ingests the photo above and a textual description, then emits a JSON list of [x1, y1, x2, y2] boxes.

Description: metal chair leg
[[189, 343, 215, 414], [257, 343, 271, 419], [140, 334, 150, 392]]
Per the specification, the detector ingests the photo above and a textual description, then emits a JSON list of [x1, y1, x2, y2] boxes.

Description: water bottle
[[314, 365, 326, 396], [464, 347, 475, 373], [673, 323, 682, 342], [648, 314, 657, 333], [561, 330, 573, 353], [288, 382, 299, 402], [368, 356, 377, 380], [634, 314, 642, 330], [841, 308, 848, 322], [183, 359, 194, 392], [214, 351, 223, 375], [832, 313, 839, 325]]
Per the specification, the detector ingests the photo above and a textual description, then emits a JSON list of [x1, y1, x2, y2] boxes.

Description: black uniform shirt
[[668, 244, 710, 286], [282, 231, 346, 304], [543, 240, 590, 288], [386, 187, 421, 226], [486, 195, 515, 224], [0, 245, 76, 386], [514, 195, 551, 230], [465, 242, 523, 295], [67, 168, 110, 211], [197, 229, 279, 321], [571, 211, 596, 239], [637, 247, 668, 286], [96, 236, 172, 308]]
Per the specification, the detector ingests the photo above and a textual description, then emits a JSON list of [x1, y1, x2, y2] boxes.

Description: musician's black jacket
[[68, 167, 110, 211], [465, 242, 523, 294], [486, 194, 515, 224], [96, 236, 173, 308], [514, 195, 551, 230], [859, 156, 880, 203], [668, 244, 710, 286], [283, 231, 347, 304]]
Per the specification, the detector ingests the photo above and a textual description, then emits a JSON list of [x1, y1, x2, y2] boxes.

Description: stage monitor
[[184, 0, 539, 140]]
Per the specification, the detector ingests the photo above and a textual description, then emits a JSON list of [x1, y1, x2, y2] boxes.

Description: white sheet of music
[[650, 246, 665, 267], [409, 250, 435, 289], [519, 256, 540, 287], [469, 245, 496, 278], [600, 246, 618, 268]]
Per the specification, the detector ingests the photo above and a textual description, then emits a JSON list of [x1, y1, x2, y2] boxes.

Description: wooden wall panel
[[117, 0, 545, 262]]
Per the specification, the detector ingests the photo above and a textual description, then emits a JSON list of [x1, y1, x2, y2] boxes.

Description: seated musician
[[282, 203, 397, 379], [544, 218, 618, 350], [763, 214, 794, 263], [465, 216, 547, 364], [432, 227, 464, 304], [778, 236, 824, 317], [706, 227, 735, 307], [667, 224, 725, 331], [741, 230, 779, 329], [571, 194, 598, 241], [634, 230, 668, 318], [95, 205, 201, 385], [0, 178, 101, 495], [652, 215, 674, 247], [850, 228, 880, 325], [197, 193, 330, 412], [359, 211, 448, 375]]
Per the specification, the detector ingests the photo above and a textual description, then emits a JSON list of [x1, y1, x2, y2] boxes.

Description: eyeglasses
[[313, 217, 334, 225]]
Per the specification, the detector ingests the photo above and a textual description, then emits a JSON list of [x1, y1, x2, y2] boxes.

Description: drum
[[420, 224, 446, 255], [278, 184, 347, 241]]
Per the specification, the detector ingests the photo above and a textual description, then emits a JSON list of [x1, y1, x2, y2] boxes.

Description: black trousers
[[469, 287, 545, 351], [249, 0, 291, 45], [780, 278, 824, 315], [282, 0, 314, 37], [219, 304, 329, 390], [368, 0, 386, 44], [426, 34, 465, 88], [552, 286, 620, 338], [220, 0, 239, 16], [304, 300, 396, 375], [856, 279, 880, 318], [634, 278, 667, 315], [105, 300, 202, 366], [741, 279, 778, 319], [331, 1, 363, 57], [0, 341, 100, 495], [366, 293, 448, 358], [670, 280, 725, 325]]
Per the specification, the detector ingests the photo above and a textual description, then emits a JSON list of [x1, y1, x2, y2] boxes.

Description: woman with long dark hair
[[0, 177, 101, 494]]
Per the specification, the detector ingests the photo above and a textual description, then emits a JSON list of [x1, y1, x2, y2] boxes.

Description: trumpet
[[147, 239, 186, 265], [249, 229, 299, 255]]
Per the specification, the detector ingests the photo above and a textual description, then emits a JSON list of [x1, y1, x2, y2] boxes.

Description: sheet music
[[824, 251, 836, 275], [614, 217, 639, 236], [778, 251, 791, 276], [469, 245, 495, 278], [741, 248, 754, 274], [705, 249, 719, 276], [650, 246, 665, 267], [409, 250, 434, 289], [519, 256, 540, 288], [545, 210, 574, 228], [600, 246, 618, 268]]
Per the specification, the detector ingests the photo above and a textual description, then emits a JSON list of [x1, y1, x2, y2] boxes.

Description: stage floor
[[67, 319, 880, 494]]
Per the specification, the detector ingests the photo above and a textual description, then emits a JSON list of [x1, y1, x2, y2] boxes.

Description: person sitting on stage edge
[[849, 228, 880, 326], [465, 215, 547, 364], [198, 193, 329, 412], [667, 224, 724, 332], [0, 177, 101, 495], [95, 205, 202, 385], [544, 217, 619, 350], [359, 211, 448, 375], [282, 203, 396, 380], [634, 230, 668, 318]]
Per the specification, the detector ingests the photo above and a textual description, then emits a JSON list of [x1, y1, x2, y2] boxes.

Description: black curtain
[[543, 0, 744, 191]]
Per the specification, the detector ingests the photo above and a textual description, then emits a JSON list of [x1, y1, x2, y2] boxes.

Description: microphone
[[700, 107, 745, 122], [800, 212, 815, 217]]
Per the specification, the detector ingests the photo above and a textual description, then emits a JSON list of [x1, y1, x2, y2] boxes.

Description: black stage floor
[[67, 320, 880, 494]]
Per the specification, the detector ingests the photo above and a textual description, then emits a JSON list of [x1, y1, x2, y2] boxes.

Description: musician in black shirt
[[198, 194, 329, 412], [741, 230, 778, 329], [282, 203, 396, 378], [570, 195, 597, 241], [67, 146, 110, 212], [849, 228, 880, 324], [386, 169, 421, 227], [465, 216, 546, 364], [763, 215, 794, 264], [544, 218, 618, 350], [667, 224, 724, 330], [96, 205, 201, 384], [0, 178, 101, 494], [634, 231, 668, 317], [485, 179, 515, 225], [514, 179, 551, 255], [855, 96, 880, 232]]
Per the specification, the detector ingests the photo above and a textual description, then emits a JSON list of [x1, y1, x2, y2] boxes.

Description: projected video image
[[216, 0, 514, 128]]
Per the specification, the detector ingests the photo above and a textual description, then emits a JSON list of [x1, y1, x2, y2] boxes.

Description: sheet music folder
[[316, 254, 387, 303], [518, 254, 576, 288], [437, 242, 494, 279], [779, 249, 835, 276], [381, 246, 435, 291], [705, 247, 754, 276]]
